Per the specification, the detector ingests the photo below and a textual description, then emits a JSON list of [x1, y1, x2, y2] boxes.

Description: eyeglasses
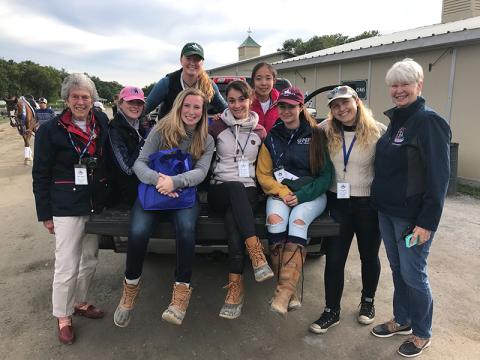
[[277, 103, 297, 110], [327, 86, 352, 100], [69, 95, 92, 102]]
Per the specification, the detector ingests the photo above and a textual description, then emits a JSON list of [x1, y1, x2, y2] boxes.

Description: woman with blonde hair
[[309, 85, 386, 334], [113, 88, 214, 327], [145, 42, 227, 119]]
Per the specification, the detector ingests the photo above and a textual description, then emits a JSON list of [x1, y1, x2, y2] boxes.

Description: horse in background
[[4, 96, 39, 165]]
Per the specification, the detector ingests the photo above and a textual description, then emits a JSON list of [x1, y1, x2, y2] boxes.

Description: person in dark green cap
[[145, 42, 227, 120]]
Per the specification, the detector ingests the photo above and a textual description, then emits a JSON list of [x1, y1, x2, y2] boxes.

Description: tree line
[[279, 31, 379, 55], [1, 31, 380, 102], [0, 59, 123, 103]]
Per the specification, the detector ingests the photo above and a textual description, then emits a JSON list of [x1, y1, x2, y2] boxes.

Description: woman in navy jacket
[[108, 86, 149, 208], [32, 73, 110, 345], [370, 58, 451, 358]]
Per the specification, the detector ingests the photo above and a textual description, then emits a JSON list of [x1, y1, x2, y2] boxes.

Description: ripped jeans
[[266, 194, 327, 246]]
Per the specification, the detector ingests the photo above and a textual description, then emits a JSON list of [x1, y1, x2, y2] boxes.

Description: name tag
[[274, 168, 299, 182], [337, 182, 350, 199], [238, 158, 250, 178], [74, 164, 88, 185]]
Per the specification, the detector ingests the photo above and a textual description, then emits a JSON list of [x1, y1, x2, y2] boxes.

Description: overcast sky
[[0, 0, 443, 88]]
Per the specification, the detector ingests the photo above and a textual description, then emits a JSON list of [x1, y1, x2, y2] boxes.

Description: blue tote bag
[[138, 149, 196, 210]]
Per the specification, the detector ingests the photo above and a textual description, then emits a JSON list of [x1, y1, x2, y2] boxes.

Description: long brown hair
[[197, 70, 214, 101], [156, 88, 209, 160], [302, 109, 326, 176]]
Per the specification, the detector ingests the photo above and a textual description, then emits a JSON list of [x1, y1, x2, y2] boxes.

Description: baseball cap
[[38, 97, 47, 104], [277, 86, 304, 106], [119, 86, 145, 102], [181, 42, 204, 60], [327, 85, 358, 105], [93, 101, 105, 111]]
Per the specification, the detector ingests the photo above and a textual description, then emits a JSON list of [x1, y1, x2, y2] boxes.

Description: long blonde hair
[[156, 88, 209, 160], [326, 98, 381, 155], [197, 70, 214, 102]]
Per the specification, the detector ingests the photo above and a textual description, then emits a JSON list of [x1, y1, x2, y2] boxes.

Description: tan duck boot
[[162, 283, 192, 325], [219, 273, 245, 319], [270, 243, 302, 311], [270, 243, 306, 317], [114, 280, 140, 327], [245, 236, 274, 282]]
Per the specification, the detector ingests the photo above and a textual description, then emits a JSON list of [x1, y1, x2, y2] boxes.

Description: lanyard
[[270, 128, 299, 169], [67, 121, 97, 163], [341, 128, 356, 172], [230, 126, 252, 160]]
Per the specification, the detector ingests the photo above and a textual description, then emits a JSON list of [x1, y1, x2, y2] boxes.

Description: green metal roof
[[239, 35, 261, 48]]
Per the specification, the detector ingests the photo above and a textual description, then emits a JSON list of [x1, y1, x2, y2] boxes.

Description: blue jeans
[[125, 198, 200, 283], [266, 194, 327, 246], [378, 211, 434, 339]]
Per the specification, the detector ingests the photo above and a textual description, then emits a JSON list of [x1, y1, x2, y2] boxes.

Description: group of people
[[32, 41, 451, 359]]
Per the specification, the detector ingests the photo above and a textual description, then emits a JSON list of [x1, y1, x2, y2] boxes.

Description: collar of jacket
[[384, 96, 425, 122], [112, 110, 146, 136], [58, 108, 98, 155], [220, 109, 259, 130], [269, 116, 310, 141], [252, 87, 280, 110]]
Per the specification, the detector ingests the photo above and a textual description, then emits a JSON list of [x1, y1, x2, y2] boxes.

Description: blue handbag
[[137, 149, 196, 210]]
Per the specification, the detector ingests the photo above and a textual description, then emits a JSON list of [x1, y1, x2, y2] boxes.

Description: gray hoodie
[[133, 127, 214, 190], [208, 110, 266, 188]]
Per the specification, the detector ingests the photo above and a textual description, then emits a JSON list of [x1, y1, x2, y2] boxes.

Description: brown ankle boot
[[270, 243, 306, 316], [219, 273, 245, 319], [114, 280, 140, 328], [270, 243, 302, 311], [245, 236, 274, 282], [162, 283, 192, 326]]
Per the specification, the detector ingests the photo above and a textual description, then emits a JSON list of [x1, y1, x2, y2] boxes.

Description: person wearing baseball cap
[[93, 101, 105, 112], [144, 42, 227, 119], [256, 86, 333, 317], [107, 85, 149, 208], [309, 85, 386, 336], [35, 97, 56, 126]]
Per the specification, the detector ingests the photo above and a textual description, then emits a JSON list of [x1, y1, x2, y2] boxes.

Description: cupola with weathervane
[[238, 28, 261, 61]]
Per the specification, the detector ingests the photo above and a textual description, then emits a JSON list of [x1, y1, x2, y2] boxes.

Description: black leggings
[[324, 191, 381, 311], [208, 182, 258, 274]]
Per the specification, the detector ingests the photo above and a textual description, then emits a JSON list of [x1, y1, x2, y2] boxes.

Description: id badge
[[74, 164, 88, 185], [337, 182, 350, 199], [274, 167, 285, 182], [238, 158, 250, 178]]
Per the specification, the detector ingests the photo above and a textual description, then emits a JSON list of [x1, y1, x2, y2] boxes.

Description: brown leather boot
[[162, 283, 193, 325], [270, 243, 306, 317], [270, 243, 302, 311], [219, 273, 245, 319], [245, 236, 274, 282], [114, 280, 140, 328]]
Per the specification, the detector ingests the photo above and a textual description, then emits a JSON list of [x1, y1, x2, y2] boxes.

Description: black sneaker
[[358, 297, 375, 325], [371, 319, 412, 338], [397, 336, 431, 357], [309, 308, 340, 334]]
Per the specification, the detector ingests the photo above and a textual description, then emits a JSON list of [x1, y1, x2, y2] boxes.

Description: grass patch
[[457, 183, 480, 199]]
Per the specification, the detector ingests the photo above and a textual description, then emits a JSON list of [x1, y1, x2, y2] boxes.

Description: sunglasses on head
[[327, 86, 354, 100]]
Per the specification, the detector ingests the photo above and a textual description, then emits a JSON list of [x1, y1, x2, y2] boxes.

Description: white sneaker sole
[[397, 340, 431, 358], [371, 328, 413, 338], [309, 320, 339, 334]]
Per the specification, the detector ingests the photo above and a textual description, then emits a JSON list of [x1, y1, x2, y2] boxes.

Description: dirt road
[[0, 122, 478, 359]]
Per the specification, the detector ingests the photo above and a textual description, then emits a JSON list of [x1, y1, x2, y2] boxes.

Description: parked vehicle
[[85, 85, 341, 254]]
